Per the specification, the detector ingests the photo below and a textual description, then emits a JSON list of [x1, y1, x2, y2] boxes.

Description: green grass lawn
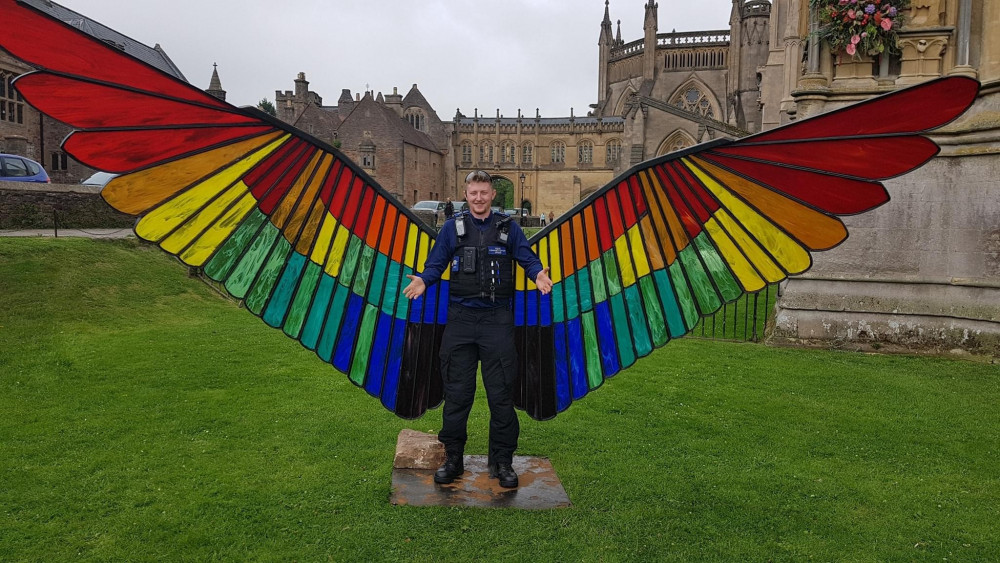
[[1, 238, 998, 561]]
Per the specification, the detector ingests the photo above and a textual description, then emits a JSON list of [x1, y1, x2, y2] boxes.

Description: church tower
[[597, 0, 614, 111], [728, 0, 770, 132]]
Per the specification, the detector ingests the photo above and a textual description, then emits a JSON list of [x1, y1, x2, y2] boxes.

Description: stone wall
[[0, 182, 134, 229], [773, 101, 1000, 354]]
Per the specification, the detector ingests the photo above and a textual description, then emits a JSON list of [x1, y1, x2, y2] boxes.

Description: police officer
[[403, 170, 553, 488]]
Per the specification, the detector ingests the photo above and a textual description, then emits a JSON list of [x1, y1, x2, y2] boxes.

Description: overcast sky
[[66, 0, 733, 118]]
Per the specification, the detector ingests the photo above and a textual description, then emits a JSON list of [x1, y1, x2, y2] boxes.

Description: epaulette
[[495, 213, 511, 243], [454, 210, 469, 238]]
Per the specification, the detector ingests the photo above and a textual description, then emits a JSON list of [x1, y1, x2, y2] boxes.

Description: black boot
[[488, 461, 518, 488], [434, 451, 464, 484]]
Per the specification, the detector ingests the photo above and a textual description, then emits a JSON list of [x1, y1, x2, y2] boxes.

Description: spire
[[644, 1, 658, 32], [599, 0, 613, 45], [616, 19, 622, 44], [205, 63, 226, 102]]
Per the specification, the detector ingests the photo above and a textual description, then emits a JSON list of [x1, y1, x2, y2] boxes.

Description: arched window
[[461, 141, 473, 164], [670, 83, 717, 119], [550, 141, 565, 164], [521, 142, 533, 164], [0, 71, 25, 124], [500, 141, 516, 164], [578, 140, 594, 164], [605, 139, 622, 165], [405, 108, 427, 132], [479, 141, 494, 164], [656, 130, 697, 156]]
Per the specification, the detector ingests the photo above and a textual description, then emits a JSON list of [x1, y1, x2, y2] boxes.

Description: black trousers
[[438, 303, 519, 464]]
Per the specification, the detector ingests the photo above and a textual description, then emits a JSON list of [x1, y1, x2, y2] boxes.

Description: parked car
[[504, 208, 530, 217], [81, 171, 118, 187], [0, 154, 50, 183], [411, 200, 446, 221]]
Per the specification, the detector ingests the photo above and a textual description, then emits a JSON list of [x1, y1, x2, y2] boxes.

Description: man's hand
[[534, 268, 553, 295], [403, 274, 426, 299]]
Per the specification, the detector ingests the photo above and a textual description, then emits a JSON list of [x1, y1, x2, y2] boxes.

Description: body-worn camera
[[462, 247, 477, 273]]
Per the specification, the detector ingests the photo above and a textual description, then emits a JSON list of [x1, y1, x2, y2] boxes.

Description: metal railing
[[693, 283, 777, 342]]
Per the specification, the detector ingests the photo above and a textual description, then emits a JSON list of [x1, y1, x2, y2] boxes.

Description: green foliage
[[256, 97, 277, 117], [2, 238, 998, 561], [492, 177, 514, 209]]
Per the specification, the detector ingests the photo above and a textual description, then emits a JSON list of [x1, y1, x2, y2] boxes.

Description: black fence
[[691, 283, 778, 342]]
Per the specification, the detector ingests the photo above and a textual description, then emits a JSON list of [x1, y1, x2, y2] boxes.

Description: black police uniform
[[417, 211, 543, 467]]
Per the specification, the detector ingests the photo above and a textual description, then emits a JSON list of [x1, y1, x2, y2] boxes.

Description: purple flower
[[887, 6, 897, 16], [865, 3, 876, 14]]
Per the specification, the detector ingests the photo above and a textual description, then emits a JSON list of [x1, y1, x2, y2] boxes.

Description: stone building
[[592, 0, 766, 165], [275, 73, 449, 206], [748, 0, 1000, 352], [0, 0, 186, 184]]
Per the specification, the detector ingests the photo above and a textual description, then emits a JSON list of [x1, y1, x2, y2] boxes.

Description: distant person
[[443, 198, 454, 218], [547, 211, 554, 225]]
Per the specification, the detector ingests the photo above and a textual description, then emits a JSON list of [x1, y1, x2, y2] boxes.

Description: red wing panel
[[0, 0, 229, 109], [667, 161, 717, 221], [660, 166, 703, 238], [244, 140, 306, 196], [749, 77, 979, 142], [694, 154, 889, 215], [14, 73, 258, 128], [64, 126, 277, 173], [617, 182, 638, 229], [709, 136, 940, 180]]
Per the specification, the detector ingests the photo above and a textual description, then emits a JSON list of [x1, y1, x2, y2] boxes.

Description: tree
[[257, 98, 277, 117]]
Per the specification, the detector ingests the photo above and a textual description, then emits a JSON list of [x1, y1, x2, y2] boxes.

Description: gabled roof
[[21, 0, 187, 81], [341, 94, 441, 154]]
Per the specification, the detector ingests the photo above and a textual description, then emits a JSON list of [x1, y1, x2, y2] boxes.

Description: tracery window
[[522, 142, 533, 164], [606, 139, 622, 165], [671, 85, 716, 119], [550, 141, 565, 164], [578, 140, 593, 164], [479, 141, 494, 164], [500, 141, 516, 164], [461, 141, 473, 164]]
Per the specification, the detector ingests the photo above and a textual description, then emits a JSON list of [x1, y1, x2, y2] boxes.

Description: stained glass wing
[[0, 0, 446, 418], [515, 76, 980, 420]]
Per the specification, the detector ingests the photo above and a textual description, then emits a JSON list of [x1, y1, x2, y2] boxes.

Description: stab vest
[[450, 212, 514, 302]]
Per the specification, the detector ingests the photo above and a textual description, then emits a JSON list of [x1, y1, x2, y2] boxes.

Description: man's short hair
[[465, 170, 492, 185]]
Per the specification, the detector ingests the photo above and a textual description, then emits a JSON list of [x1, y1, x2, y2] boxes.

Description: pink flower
[[846, 43, 857, 56], [880, 17, 892, 30], [847, 9, 856, 18], [851, 34, 861, 44]]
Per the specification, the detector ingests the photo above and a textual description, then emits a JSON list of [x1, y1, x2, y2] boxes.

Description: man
[[443, 198, 454, 218], [403, 171, 553, 488]]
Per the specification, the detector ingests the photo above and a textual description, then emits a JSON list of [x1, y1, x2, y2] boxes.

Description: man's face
[[465, 181, 494, 218]]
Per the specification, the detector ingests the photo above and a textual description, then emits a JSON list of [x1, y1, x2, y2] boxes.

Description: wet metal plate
[[390, 455, 571, 509]]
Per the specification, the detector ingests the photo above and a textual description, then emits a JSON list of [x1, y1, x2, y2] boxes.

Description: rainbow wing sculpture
[[1, 0, 979, 420]]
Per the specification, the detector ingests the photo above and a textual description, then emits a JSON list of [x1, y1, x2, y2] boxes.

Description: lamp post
[[518, 172, 526, 226]]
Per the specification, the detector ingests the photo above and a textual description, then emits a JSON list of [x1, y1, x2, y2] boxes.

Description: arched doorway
[[491, 175, 514, 209]]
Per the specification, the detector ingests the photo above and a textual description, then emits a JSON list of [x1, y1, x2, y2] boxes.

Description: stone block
[[393, 429, 445, 470]]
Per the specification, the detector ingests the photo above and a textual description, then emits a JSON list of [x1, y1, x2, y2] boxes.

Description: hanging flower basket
[[811, 0, 909, 58]]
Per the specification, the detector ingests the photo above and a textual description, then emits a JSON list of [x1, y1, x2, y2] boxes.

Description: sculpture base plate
[[390, 455, 571, 509]]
